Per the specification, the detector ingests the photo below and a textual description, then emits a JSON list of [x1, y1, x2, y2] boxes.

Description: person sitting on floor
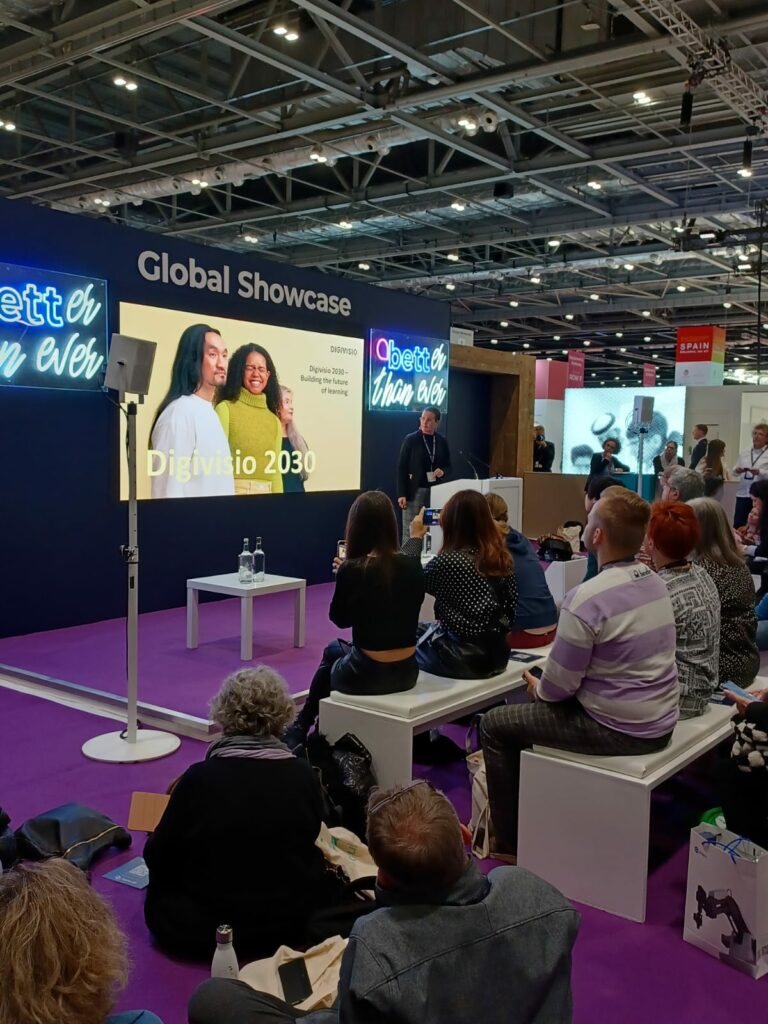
[[0, 857, 162, 1024], [582, 475, 628, 582], [480, 487, 679, 859], [286, 490, 425, 747], [144, 667, 345, 959], [188, 780, 580, 1024], [404, 489, 518, 679], [485, 492, 557, 648], [646, 501, 720, 718], [688, 497, 759, 690]]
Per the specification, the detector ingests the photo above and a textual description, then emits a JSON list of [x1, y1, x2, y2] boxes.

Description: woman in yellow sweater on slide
[[216, 343, 284, 495]]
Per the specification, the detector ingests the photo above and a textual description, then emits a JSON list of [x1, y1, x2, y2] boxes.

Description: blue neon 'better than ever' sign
[[0, 262, 108, 391], [368, 328, 449, 413]]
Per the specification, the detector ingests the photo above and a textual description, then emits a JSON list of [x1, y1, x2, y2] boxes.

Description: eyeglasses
[[368, 779, 436, 816]]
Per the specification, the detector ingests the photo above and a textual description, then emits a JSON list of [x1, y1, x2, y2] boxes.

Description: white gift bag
[[683, 825, 768, 979]]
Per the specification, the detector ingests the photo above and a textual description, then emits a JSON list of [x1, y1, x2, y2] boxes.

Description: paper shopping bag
[[683, 825, 768, 979]]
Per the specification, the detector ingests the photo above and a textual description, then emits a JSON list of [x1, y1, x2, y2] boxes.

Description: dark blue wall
[[0, 199, 449, 638]]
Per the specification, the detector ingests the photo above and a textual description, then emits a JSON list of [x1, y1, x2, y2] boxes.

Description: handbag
[[306, 733, 377, 839], [465, 714, 492, 858], [537, 535, 573, 562], [14, 803, 131, 870]]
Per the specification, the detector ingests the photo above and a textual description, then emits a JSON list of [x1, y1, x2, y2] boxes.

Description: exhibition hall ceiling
[[1, 0, 767, 385]]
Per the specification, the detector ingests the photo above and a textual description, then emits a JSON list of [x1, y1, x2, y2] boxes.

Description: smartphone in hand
[[423, 508, 442, 526], [722, 681, 756, 703], [337, 540, 347, 560]]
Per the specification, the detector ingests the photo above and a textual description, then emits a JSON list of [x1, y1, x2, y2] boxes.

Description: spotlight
[[530, 274, 541, 284], [583, 340, 591, 346], [358, 262, 370, 270], [125, 80, 138, 91], [738, 262, 752, 271], [644, 336, 651, 342], [642, 310, 651, 317], [509, 300, 519, 307], [565, 313, 575, 320], [623, 263, 634, 271], [554, 335, 561, 341], [616, 331, 623, 338], [490, 338, 498, 345], [548, 239, 561, 248], [561, 349, 568, 355], [699, 231, 716, 240], [446, 282, 456, 291], [285, 30, 299, 42], [191, 177, 209, 188], [2, 120, 15, 131], [739, 138, 753, 178], [339, 219, 353, 229], [450, 200, 466, 212], [653, 354, 658, 359], [113, 75, 127, 87], [523, 342, 530, 348], [446, 252, 459, 262], [680, 86, 694, 128], [242, 231, 259, 243], [589, 293, 600, 301], [723, 301, 732, 309], [273, 24, 288, 35], [587, 180, 602, 190], [633, 91, 652, 105], [500, 320, 509, 327], [620, 347, 626, 353], [677, 284, 687, 291], [310, 146, 327, 163]]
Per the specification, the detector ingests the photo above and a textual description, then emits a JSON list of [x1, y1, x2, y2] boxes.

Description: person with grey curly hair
[[144, 666, 342, 960]]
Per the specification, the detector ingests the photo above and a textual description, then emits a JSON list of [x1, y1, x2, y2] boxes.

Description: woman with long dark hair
[[215, 343, 284, 495], [406, 489, 518, 678], [286, 491, 425, 746]]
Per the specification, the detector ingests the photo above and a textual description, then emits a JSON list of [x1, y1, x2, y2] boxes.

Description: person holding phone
[[396, 407, 451, 541], [720, 686, 768, 849], [284, 491, 425, 748]]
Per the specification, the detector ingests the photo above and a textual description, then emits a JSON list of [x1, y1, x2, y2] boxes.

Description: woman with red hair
[[646, 501, 721, 717], [407, 489, 517, 678]]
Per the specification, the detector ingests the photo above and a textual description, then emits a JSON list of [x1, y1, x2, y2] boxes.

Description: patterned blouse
[[694, 557, 759, 688]]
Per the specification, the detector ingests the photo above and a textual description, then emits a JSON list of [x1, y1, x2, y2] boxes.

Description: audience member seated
[[188, 781, 580, 1024], [662, 466, 705, 503], [688, 498, 759, 689], [0, 857, 162, 1024], [585, 436, 629, 492], [403, 490, 517, 678], [481, 488, 679, 858], [744, 479, 768, 563], [582, 475, 627, 582], [144, 667, 344, 959], [287, 490, 424, 746], [486, 492, 557, 648], [720, 687, 768, 850], [646, 501, 720, 718]]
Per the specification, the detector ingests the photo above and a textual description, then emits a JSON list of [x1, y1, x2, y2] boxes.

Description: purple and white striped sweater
[[537, 560, 680, 738]]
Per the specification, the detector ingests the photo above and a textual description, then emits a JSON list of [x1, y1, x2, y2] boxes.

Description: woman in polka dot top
[[403, 489, 518, 678]]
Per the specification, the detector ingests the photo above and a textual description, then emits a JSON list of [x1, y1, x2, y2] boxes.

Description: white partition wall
[[429, 477, 523, 549]]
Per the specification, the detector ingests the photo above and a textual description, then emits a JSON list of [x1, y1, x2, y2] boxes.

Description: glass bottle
[[238, 538, 254, 583], [253, 537, 265, 582]]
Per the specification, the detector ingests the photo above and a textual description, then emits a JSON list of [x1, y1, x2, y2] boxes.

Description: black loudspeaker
[[493, 182, 514, 198], [105, 333, 156, 396], [114, 129, 140, 159]]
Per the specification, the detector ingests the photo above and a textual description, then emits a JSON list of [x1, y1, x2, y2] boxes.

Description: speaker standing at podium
[[397, 407, 451, 539]]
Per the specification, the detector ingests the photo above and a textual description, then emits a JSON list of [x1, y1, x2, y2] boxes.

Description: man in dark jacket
[[689, 424, 708, 469], [533, 423, 556, 472], [189, 782, 579, 1024], [396, 407, 451, 540]]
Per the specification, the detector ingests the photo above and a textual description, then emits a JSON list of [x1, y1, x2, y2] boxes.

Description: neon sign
[[0, 262, 107, 391], [368, 329, 449, 412]]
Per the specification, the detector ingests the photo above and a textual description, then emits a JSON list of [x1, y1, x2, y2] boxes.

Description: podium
[[429, 478, 523, 548]]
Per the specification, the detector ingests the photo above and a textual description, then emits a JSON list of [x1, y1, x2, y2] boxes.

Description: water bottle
[[253, 536, 265, 582], [238, 538, 254, 583], [211, 924, 239, 979]]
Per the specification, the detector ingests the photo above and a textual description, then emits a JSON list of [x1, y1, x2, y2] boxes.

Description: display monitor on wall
[[118, 302, 364, 499], [562, 386, 687, 475]]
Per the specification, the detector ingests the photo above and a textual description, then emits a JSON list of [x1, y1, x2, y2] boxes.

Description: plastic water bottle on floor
[[238, 538, 254, 583], [253, 536, 265, 582], [211, 924, 239, 979]]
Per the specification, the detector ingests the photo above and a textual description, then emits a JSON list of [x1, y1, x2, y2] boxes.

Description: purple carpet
[[2, 684, 766, 1023], [0, 584, 341, 719]]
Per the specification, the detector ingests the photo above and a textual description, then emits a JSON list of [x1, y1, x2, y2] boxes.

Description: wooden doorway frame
[[450, 346, 536, 476]]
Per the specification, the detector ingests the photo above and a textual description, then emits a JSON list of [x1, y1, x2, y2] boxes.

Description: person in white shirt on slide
[[732, 423, 768, 529], [149, 324, 235, 499]]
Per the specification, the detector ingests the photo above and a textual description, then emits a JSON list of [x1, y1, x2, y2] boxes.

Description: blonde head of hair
[[593, 488, 651, 558], [0, 858, 128, 1024]]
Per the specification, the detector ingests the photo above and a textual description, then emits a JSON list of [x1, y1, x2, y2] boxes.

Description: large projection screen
[[562, 386, 687, 475], [119, 302, 364, 500]]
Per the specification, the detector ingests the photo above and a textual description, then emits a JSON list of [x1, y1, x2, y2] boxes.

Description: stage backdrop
[[0, 198, 449, 637]]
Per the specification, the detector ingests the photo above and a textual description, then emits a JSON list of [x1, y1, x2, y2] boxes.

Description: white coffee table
[[186, 573, 306, 660]]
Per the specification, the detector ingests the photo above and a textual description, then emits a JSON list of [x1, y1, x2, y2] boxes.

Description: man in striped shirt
[[481, 488, 679, 858]]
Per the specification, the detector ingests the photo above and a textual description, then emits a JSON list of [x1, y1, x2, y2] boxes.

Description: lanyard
[[422, 432, 436, 467], [751, 447, 768, 468]]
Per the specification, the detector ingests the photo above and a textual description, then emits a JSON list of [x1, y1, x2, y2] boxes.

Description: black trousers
[[415, 625, 509, 680], [719, 758, 768, 851], [188, 980, 311, 1024], [294, 640, 418, 736]]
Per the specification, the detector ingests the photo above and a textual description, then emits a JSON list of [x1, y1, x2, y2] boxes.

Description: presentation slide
[[562, 386, 687, 475], [118, 302, 364, 500]]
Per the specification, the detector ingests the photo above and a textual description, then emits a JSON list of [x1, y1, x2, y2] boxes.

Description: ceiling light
[[699, 231, 716, 240], [653, 354, 658, 359], [615, 376, 620, 380], [450, 201, 466, 212], [273, 24, 288, 35], [113, 75, 127, 87], [739, 138, 753, 178], [620, 347, 626, 353], [1, 120, 14, 131], [547, 357, 552, 362], [591, 373, 596, 378], [446, 252, 459, 262], [445, 282, 456, 291], [632, 369, 638, 374], [641, 310, 651, 317], [562, 349, 568, 354], [674, 223, 685, 234], [509, 300, 519, 307], [589, 293, 600, 301], [490, 338, 498, 345], [548, 239, 561, 248], [310, 146, 327, 163], [723, 300, 732, 308], [191, 177, 208, 188], [554, 335, 561, 341], [623, 263, 634, 271], [738, 262, 752, 271], [358, 261, 370, 271], [616, 331, 623, 338], [530, 274, 541, 284], [242, 231, 259, 243], [633, 91, 652, 105], [339, 219, 353, 229], [734, 356, 740, 362], [583, 340, 591, 346], [677, 284, 687, 292], [285, 30, 299, 42], [587, 180, 602, 190], [458, 117, 478, 132], [644, 335, 651, 342], [500, 320, 509, 327], [565, 313, 575, 321], [124, 81, 138, 92], [523, 342, 530, 348]]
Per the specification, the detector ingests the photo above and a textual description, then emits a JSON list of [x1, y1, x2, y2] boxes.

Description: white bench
[[517, 701, 735, 922], [544, 557, 588, 607], [319, 649, 551, 789]]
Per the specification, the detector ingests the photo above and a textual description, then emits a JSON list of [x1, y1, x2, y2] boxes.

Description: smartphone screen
[[423, 508, 441, 526], [722, 682, 754, 702], [278, 958, 313, 1005], [528, 666, 544, 680], [337, 540, 347, 560]]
